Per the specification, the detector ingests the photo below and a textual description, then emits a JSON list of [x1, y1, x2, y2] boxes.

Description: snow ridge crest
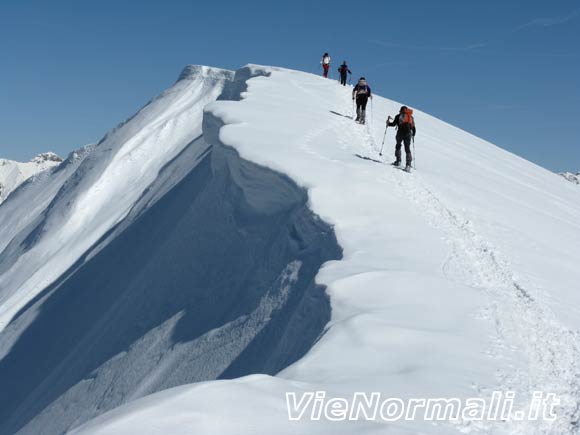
[[177, 65, 234, 82]]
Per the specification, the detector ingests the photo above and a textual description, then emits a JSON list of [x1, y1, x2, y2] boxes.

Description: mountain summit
[[0, 152, 63, 203], [1, 65, 579, 435]]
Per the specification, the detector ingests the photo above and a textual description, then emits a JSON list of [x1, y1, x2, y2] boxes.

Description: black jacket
[[338, 65, 352, 76]]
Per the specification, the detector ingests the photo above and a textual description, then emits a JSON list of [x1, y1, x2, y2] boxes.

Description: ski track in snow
[[74, 72, 580, 435], [316, 85, 580, 433], [350, 118, 580, 434], [5, 67, 580, 435]]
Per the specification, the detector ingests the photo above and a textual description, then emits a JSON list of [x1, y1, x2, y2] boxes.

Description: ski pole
[[379, 117, 390, 156], [412, 136, 416, 169], [379, 126, 388, 155]]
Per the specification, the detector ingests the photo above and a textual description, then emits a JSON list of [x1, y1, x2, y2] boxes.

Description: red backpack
[[398, 107, 414, 128]]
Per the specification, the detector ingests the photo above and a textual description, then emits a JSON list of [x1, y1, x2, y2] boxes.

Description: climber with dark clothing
[[387, 106, 416, 171], [337, 61, 351, 86], [352, 77, 372, 124]]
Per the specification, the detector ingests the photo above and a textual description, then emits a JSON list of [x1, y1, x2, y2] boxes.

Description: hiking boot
[[391, 160, 401, 167], [404, 165, 412, 172]]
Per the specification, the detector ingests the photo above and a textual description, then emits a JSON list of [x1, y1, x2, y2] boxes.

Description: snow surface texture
[[75, 66, 580, 435], [0, 66, 340, 435], [560, 172, 580, 185], [1, 65, 580, 435], [0, 153, 63, 204], [0, 66, 232, 331]]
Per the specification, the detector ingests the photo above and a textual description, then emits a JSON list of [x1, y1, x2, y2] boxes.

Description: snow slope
[[1, 65, 579, 435], [75, 67, 580, 435], [0, 66, 341, 435], [0, 66, 233, 332], [0, 152, 63, 203]]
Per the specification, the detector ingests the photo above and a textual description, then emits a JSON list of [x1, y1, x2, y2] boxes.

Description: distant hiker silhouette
[[387, 106, 416, 172], [352, 77, 372, 124], [321, 53, 331, 78], [337, 61, 351, 86]]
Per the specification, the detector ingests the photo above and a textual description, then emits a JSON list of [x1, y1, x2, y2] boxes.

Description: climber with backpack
[[337, 61, 352, 86], [387, 106, 416, 172], [352, 77, 372, 124], [321, 53, 331, 78]]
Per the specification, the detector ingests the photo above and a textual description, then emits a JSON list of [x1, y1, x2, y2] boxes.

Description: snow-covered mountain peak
[[560, 171, 580, 184], [1, 64, 580, 435], [0, 64, 236, 335], [177, 64, 233, 82], [31, 152, 63, 165], [0, 152, 63, 203]]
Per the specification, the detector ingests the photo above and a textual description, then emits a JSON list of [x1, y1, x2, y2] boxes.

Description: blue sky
[[0, 0, 578, 171]]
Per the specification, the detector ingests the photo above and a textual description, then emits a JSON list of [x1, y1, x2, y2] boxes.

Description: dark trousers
[[323, 64, 329, 78], [356, 97, 368, 121], [395, 133, 413, 165], [340, 74, 347, 85]]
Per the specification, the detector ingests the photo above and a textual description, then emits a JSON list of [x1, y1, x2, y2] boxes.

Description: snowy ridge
[[1, 65, 579, 435], [0, 66, 233, 332], [0, 65, 341, 435], [0, 152, 62, 204], [75, 66, 580, 435]]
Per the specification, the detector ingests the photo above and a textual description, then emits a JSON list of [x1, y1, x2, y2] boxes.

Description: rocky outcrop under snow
[[559, 171, 580, 185], [0, 152, 63, 203]]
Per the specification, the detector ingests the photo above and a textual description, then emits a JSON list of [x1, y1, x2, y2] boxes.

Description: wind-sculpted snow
[[0, 146, 90, 274], [0, 66, 340, 435], [3, 63, 580, 435], [0, 66, 234, 331], [73, 66, 580, 435]]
